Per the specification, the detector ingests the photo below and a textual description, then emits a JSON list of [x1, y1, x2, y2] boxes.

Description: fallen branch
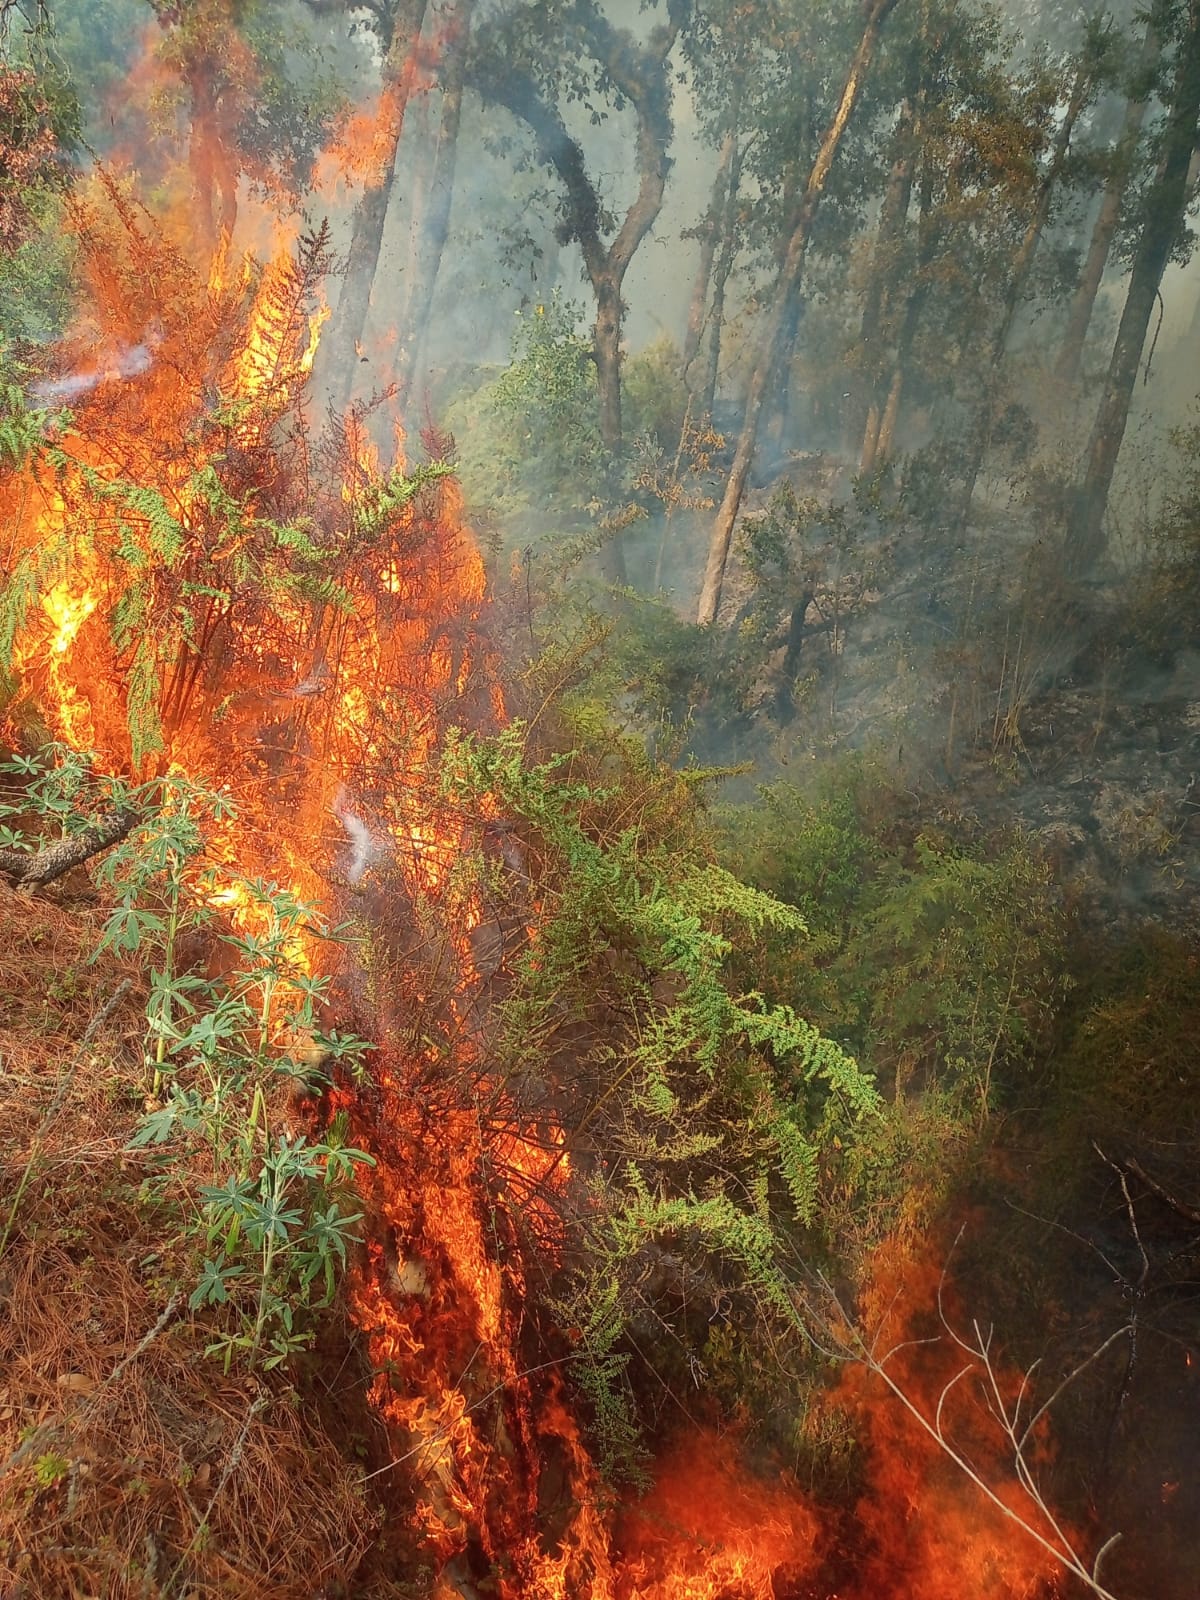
[[799, 1252, 1129, 1600], [1094, 1141, 1200, 1227], [0, 806, 136, 889]]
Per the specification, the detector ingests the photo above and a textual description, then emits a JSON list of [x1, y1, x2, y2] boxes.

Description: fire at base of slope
[[0, 40, 1088, 1600]]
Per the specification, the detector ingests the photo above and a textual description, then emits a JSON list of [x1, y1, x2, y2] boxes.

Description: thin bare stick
[[1096, 1145, 1200, 1227], [812, 1271, 1126, 1600]]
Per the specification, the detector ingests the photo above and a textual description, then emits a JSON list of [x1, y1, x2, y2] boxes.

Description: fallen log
[[0, 807, 137, 889]]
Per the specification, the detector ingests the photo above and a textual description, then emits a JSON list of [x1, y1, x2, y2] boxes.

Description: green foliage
[[32, 1451, 71, 1490], [721, 761, 1068, 1120], [438, 722, 880, 1476], [0, 745, 373, 1373], [450, 293, 611, 526], [0, 366, 56, 476], [0, 195, 76, 344], [741, 480, 894, 665], [349, 459, 457, 539], [859, 833, 1067, 1106], [1052, 929, 1200, 1140], [622, 338, 689, 450], [0, 55, 80, 255]]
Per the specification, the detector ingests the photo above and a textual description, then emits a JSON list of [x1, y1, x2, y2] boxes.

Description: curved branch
[[0, 806, 136, 889], [469, 60, 608, 286]]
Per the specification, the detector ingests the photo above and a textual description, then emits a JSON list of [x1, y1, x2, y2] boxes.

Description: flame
[[614, 1432, 821, 1598]]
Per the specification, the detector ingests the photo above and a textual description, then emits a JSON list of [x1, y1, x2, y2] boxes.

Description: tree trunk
[[313, 0, 430, 413], [699, 127, 744, 416], [1066, 4, 1200, 575], [396, 0, 473, 411], [683, 125, 735, 376], [860, 157, 934, 474], [959, 59, 1091, 518], [594, 273, 623, 453], [189, 72, 222, 264], [847, 96, 916, 456], [1055, 19, 1159, 388], [767, 280, 805, 458], [697, 0, 900, 627]]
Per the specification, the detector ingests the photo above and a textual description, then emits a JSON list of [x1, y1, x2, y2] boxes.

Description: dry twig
[[800, 1249, 1129, 1600]]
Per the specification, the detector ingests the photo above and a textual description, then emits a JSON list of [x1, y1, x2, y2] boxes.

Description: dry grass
[[0, 883, 380, 1599]]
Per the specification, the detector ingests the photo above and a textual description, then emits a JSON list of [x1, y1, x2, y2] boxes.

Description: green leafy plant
[[32, 1451, 71, 1490], [0, 745, 374, 1372], [450, 292, 612, 528], [721, 764, 1067, 1117], [437, 722, 880, 1477]]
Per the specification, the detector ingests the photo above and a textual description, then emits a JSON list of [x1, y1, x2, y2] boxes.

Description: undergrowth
[[0, 872, 379, 1599], [437, 720, 883, 1480], [0, 744, 375, 1373]]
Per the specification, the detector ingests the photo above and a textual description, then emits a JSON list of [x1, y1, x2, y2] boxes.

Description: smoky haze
[[8, 0, 1200, 886]]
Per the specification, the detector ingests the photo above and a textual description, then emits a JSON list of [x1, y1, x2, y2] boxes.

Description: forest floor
[[0, 880, 393, 1599], [4, 500, 1200, 1597]]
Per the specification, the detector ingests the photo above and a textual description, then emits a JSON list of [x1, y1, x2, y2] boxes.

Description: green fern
[[438, 721, 881, 1476]]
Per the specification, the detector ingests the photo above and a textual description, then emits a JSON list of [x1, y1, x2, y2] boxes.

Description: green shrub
[[449, 292, 609, 527], [438, 722, 881, 1478], [623, 337, 688, 449], [720, 764, 1068, 1117], [0, 745, 373, 1373]]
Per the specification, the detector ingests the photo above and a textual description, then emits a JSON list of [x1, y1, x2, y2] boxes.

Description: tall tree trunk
[[396, 0, 473, 411], [475, 1, 688, 587], [699, 127, 744, 416], [697, 0, 900, 627], [959, 59, 1091, 518], [767, 281, 805, 457], [1067, 4, 1200, 574], [594, 272, 623, 452], [860, 157, 934, 474], [313, 0, 430, 413], [682, 124, 736, 376], [1055, 19, 1159, 388], [847, 96, 916, 457]]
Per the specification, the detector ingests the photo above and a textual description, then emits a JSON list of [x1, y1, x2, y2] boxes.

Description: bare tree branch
[[1095, 1142, 1200, 1227], [804, 1269, 1128, 1600]]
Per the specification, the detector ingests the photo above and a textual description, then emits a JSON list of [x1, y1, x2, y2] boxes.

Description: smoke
[[333, 788, 380, 885], [29, 326, 162, 406]]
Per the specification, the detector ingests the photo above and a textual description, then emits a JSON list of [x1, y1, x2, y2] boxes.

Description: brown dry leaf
[[55, 1372, 97, 1395]]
